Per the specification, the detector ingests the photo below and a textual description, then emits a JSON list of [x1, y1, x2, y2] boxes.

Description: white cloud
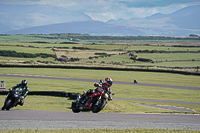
[[0, 0, 199, 22]]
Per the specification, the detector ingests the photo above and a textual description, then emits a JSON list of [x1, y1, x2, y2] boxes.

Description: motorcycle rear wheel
[[92, 99, 107, 113]]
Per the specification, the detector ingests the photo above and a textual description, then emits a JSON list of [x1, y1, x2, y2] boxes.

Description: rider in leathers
[[2, 80, 29, 110], [81, 77, 113, 109]]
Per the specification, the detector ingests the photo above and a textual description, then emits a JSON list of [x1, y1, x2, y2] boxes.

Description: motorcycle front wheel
[[5, 100, 12, 110], [71, 102, 80, 113], [92, 99, 107, 113]]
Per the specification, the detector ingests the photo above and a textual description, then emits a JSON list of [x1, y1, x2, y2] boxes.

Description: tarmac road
[[0, 110, 200, 130]]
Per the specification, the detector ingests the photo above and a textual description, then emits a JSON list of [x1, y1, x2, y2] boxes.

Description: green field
[[0, 34, 200, 132], [0, 35, 67, 43], [0, 35, 200, 68], [0, 46, 53, 54], [127, 45, 200, 52], [0, 42, 79, 48], [1, 67, 200, 87], [0, 34, 200, 115], [0, 35, 200, 71], [0, 68, 200, 114]]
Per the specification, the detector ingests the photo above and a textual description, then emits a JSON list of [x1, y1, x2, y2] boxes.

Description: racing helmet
[[21, 79, 27, 87], [105, 77, 113, 87]]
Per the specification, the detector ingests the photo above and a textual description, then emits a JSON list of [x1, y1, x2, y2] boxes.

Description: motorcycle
[[2, 88, 23, 110], [71, 90, 114, 113]]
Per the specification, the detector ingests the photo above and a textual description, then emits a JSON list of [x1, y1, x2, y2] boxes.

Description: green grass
[[79, 52, 200, 67], [127, 45, 200, 52], [1, 37, 200, 69], [0, 35, 67, 43], [0, 46, 54, 54], [126, 61, 200, 67], [0, 129, 199, 133], [136, 53, 200, 62], [81, 44, 125, 50], [1, 76, 200, 102], [0, 56, 56, 63], [6, 96, 72, 112], [0, 42, 79, 48], [0, 68, 200, 114], [80, 53, 131, 63], [0, 95, 177, 113], [0, 67, 200, 87]]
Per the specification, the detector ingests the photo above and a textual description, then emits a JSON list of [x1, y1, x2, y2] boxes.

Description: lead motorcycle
[[2, 88, 23, 110], [71, 90, 114, 113]]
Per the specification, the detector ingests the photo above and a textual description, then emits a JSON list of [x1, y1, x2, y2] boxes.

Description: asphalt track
[[1, 73, 200, 130], [0, 110, 200, 130], [1, 73, 200, 91]]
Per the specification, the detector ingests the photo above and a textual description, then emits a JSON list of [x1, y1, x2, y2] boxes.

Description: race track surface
[[0, 110, 200, 130], [1, 73, 200, 91]]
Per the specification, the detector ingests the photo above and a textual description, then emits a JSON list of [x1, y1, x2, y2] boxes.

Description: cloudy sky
[[0, 0, 200, 22]]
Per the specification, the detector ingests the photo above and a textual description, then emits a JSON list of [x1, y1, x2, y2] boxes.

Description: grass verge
[[0, 74, 200, 113]]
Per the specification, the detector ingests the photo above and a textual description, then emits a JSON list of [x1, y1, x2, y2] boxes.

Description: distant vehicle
[[134, 79, 137, 84]]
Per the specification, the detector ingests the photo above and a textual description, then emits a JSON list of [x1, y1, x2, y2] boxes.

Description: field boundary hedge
[[0, 91, 78, 100], [0, 64, 200, 76]]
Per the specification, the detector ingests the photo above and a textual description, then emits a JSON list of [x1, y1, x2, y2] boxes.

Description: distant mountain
[[0, 4, 92, 32], [146, 5, 200, 29], [3, 21, 143, 36], [1, 5, 200, 36], [107, 5, 200, 36]]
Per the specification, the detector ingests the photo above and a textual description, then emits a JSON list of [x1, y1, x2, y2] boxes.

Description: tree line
[[0, 50, 55, 58], [49, 33, 200, 41]]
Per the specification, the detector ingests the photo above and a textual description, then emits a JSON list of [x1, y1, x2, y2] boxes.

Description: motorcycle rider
[[2, 80, 29, 110], [80, 77, 113, 109]]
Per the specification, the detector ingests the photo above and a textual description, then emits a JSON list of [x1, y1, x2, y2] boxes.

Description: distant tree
[[189, 34, 199, 37]]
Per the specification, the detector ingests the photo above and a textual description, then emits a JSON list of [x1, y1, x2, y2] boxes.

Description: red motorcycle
[[71, 90, 114, 113]]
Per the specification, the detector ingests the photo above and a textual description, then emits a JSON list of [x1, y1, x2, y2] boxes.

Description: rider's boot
[[1, 105, 5, 110], [18, 99, 24, 106], [16, 99, 24, 107]]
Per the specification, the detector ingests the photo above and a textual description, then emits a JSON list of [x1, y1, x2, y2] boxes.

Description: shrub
[[94, 52, 107, 56], [137, 58, 153, 62]]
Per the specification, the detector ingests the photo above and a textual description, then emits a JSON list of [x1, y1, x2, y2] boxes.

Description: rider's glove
[[9, 88, 12, 91], [20, 96, 24, 100]]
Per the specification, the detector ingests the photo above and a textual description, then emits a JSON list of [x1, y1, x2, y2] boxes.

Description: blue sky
[[0, 0, 200, 22]]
